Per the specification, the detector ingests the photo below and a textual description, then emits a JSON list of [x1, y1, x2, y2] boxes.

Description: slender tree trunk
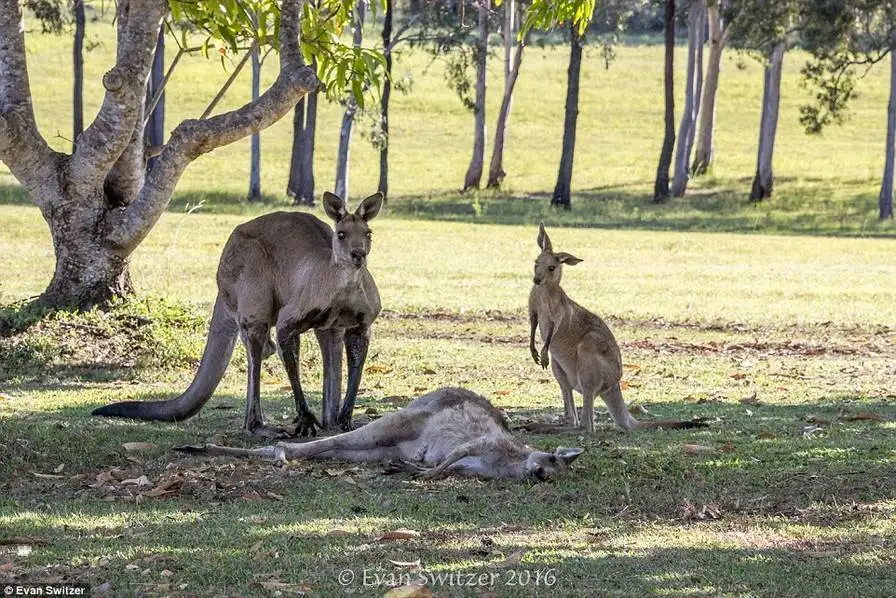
[[463, 1, 489, 190], [72, 0, 85, 144], [486, 0, 524, 189], [686, 11, 704, 166], [145, 27, 164, 172], [879, 44, 896, 219], [750, 41, 785, 202], [692, 4, 727, 176], [378, 0, 393, 199], [287, 58, 318, 205], [248, 44, 262, 201], [335, 2, 365, 199], [552, 27, 583, 209], [671, 0, 704, 198], [653, 0, 676, 203]]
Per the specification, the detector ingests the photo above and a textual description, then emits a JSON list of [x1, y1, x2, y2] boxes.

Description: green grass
[[1, 18, 896, 598], [2, 205, 895, 596]]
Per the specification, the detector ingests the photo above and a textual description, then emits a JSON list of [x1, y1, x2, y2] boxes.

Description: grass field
[[1, 16, 895, 598]]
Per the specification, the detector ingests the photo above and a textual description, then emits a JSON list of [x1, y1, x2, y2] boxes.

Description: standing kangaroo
[[176, 387, 585, 482], [93, 192, 383, 437], [528, 224, 703, 433]]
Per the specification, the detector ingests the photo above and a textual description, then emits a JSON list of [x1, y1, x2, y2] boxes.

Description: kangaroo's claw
[[292, 410, 320, 437]]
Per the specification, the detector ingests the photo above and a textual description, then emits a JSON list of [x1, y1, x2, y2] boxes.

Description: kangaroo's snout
[[533, 276, 542, 285], [350, 249, 366, 267]]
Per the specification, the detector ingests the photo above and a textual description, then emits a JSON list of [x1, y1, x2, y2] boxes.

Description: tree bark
[[378, 0, 393, 199], [248, 43, 262, 201], [145, 27, 164, 172], [692, 4, 729, 176], [0, 0, 318, 309], [287, 96, 306, 199], [463, 1, 489, 191], [879, 43, 896, 219], [750, 41, 785, 202], [486, 0, 524, 189], [334, 1, 365, 199], [287, 57, 318, 205], [73, 0, 85, 144], [653, 0, 676, 203], [552, 27, 583, 209], [671, 0, 704, 198]]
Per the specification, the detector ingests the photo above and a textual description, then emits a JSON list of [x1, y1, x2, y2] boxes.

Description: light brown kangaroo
[[175, 387, 585, 482], [528, 224, 704, 433], [93, 192, 383, 437]]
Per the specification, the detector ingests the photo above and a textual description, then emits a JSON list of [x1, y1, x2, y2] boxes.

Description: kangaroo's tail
[[92, 297, 239, 422], [602, 384, 708, 431]]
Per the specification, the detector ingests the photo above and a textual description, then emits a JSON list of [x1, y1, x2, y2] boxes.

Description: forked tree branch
[[108, 0, 319, 252], [0, 0, 58, 201], [69, 0, 167, 188]]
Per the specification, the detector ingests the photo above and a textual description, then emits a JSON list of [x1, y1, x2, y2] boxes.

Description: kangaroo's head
[[533, 223, 582, 286], [323, 191, 384, 268], [525, 446, 584, 481]]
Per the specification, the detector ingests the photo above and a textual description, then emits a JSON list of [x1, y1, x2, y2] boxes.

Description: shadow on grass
[[2, 179, 894, 237]]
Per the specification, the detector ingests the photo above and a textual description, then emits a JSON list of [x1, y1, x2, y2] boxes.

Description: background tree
[[334, 1, 367, 199], [652, 0, 675, 202], [799, 1, 896, 219], [145, 27, 165, 172], [0, 0, 382, 309], [670, 0, 705, 198], [463, 0, 491, 190]]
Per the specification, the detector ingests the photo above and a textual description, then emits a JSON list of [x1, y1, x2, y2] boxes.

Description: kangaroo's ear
[[555, 446, 584, 465], [537, 222, 552, 252], [355, 192, 384, 222], [556, 252, 582, 266], [323, 192, 348, 222]]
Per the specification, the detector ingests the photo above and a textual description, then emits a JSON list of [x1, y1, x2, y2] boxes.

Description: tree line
[[1, 0, 894, 312]]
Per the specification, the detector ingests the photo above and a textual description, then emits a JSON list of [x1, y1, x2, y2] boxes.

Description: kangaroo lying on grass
[[93, 192, 383, 437], [528, 224, 704, 433], [175, 387, 585, 481]]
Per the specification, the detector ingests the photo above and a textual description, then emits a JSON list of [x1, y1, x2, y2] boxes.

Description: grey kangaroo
[[93, 192, 383, 437], [528, 223, 703, 433], [176, 387, 585, 482]]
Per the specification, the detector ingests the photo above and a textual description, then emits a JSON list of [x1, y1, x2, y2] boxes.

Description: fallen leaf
[[53, 464, 65, 474], [121, 475, 152, 487], [422, 368, 436, 375], [384, 584, 432, 598], [739, 393, 761, 406], [389, 559, 422, 570], [31, 472, 66, 480], [494, 390, 511, 396], [681, 443, 716, 456], [804, 415, 831, 426], [729, 372, 747, 380], [365, 364, 392, 374], [326, 529, 352, 537], [122, 442, 154, 452], [841, 411, 883, 422], [619, 380, 631, 391], [160, 569, 173, 577], [265, 491, 284, 501], [376, 529, 421, 542]]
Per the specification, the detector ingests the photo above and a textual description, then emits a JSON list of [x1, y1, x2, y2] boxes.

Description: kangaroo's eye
[[337, 231, 347, 240], [548, 266, 556, 272], [534, 467, 547, 481]]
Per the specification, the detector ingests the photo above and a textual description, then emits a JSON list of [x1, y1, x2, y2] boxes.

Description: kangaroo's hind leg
[[277, 329, 321, 437], [240, 320, 289, 438], [550, 359, 579, 428]]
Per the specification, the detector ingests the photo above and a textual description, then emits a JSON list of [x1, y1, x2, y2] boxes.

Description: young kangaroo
[[528, 224, 703, 433], [176, 387, 585, 482], [93, 192, 383, 437]]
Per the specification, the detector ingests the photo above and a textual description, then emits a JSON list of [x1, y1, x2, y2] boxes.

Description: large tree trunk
[[692, 4, 728, 176], [486, 0, 524, 189], [378, 0, 393, 199], [879, 44, 896, 219], [287, 57, 318, 206], [750, 41, 785, 202], [248, 44, 262, 201], [671, 0, 704, 198], [0, 0, 317, 310], [463, 1, 489, 191], [145, 27, 164, 172], [73, 0, 85, 144], [552, 27, 583, 210], [653, 0, 676, 203], [334, 1, 365, 199]]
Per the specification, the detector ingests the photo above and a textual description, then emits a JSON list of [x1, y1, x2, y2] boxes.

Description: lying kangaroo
[[528, 224, 703, 433], [176, 387, 585, 482], [93, 192, 383, 437]]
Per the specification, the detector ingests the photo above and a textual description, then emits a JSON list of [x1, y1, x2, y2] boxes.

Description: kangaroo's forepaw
[[336, 416, 354, 432], [292, 411, 320, 437]]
